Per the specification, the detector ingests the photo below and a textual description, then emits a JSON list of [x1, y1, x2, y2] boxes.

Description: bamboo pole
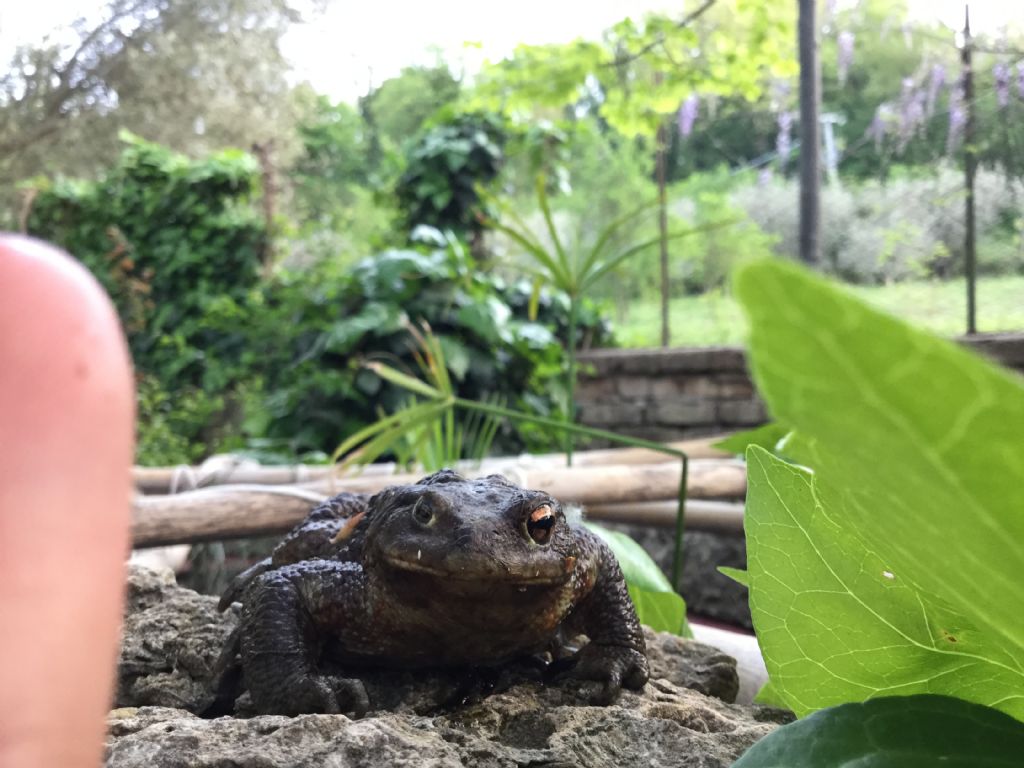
[[131, 459, 747, 547], [585, 499, 744, 532], [132, 436, 735, 494], [132, 486, 325, 548]]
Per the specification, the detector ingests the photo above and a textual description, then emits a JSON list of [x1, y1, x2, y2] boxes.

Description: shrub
[[395, 111, 507, 252], [240, 244, 609, 457], [669, 170, 778, 293], [730, 164, 1024, 283], [25, 133, 267, 457]]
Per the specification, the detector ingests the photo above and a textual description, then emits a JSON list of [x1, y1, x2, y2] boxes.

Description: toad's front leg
[[240, 560, 370, 716], [559, 531, 649, 704]]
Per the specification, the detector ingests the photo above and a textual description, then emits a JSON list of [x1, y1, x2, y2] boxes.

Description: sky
[[1, 1, 1021, 103]]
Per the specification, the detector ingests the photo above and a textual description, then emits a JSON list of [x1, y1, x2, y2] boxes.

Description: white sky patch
[[2, 1, 1020, 105], [906, 0, 1023, 36]]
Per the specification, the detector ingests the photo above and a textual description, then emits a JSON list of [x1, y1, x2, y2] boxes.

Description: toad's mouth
[[383, 554, 570, 586]]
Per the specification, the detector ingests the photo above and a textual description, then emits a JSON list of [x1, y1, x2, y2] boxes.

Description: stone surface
[[117, 566, 240, 713], [576, 336, 1024, 446], [108, 566, 787, 767], [715, 400, 768, 426], [106, 682, 788, 768], [649, 399, 717, 427], [576, 347, 764, 444]]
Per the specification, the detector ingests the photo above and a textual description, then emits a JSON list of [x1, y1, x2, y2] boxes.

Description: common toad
[[211, 470, 648, 716]]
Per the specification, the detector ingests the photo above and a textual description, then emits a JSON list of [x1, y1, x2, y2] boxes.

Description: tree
[[469, 1, 796, 344], [290, 94, 372, 224], [0, 0, 314, 225], [819, 0, 959, 179], [360, 63, 461, 152]]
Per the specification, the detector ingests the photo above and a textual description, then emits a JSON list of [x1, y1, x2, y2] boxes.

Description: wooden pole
[[586, 499, 744, 532], [132, 436, 734, 494], [132, 487, 324, 548], [961, 4, 977, 334], [798, 0, 821, 264], [130, 459, 748, 547], [656, 113, 671, 347]]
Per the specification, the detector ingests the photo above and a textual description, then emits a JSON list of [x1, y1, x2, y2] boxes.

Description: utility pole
[[798, 0, 821, 264], [961, 4, 977, 334]]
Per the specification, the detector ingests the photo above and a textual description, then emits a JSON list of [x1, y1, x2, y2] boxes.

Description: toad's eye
[[526, 504, 556, 545], [411, 497, 434, 526]]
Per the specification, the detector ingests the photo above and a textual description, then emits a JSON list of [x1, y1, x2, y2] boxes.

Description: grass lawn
[[614, 275, 1024, 348]]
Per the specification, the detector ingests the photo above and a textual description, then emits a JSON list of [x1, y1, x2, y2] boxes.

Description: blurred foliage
[[0, 0, 313, 226], [395, 111, 507, 251], [26, 133, 267, 461], [291, 96, 373, 224], [22, 128, 614, 464], [8, 0, 1024, 466], [285, 94, 402, 269], [732, 164, 1024, 282], [238, 241, 612, 457], [470, 1, 796, 140], [360, 63, 462, 156]]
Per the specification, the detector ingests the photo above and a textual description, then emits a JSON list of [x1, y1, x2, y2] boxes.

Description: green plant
[[585, 524, 688, 635], [733, 695, 1024, 767], [486, 175, 732, 463], [725, 260, 1024, 762], [395, 111, 506, 252], [334, 321, 502, 473], [246, 242, 597, 458]]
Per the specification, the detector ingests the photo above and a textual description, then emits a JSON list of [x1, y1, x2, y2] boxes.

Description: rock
[[106, 684, 782, 768], [642, 627, 739, 703], [109, 565, 790, 767], [117, 565, 240, 712]]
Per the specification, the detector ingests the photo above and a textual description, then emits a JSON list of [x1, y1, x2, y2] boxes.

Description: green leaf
[[717, 566, 749, 587], [340, 401, 451, 470], [732, 695, 1024, 767], [456, 296, 511, 345], [437, 335, 471, 381], [581, 220, 737, 292], [364, 361, 444, 400], [734, 260, 1024, 721], [326, 303, 400, 352], [627, 585, 688, 636], [745, 442, 1024, 719], [534, 174, 570, 283], [579, 199, 659, 278], [585, 523, 671, 592], [713, 423, 789, 455], [486, 214, 571, 288], [330, 399, 449, 468], [752, 679, 787, 708], [528, 276, 543, 322], [585, 522, 692, 637]]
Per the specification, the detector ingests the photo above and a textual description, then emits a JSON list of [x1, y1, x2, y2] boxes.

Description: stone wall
[[577, 332, 1024, 442]]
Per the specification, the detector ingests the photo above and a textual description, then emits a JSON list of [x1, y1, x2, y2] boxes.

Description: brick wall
[[576, 332, 1024, 442]]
